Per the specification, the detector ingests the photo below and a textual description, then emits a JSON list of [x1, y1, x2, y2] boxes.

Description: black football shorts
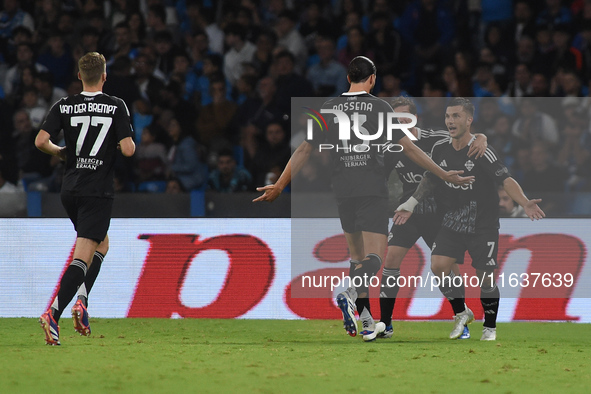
[[388, 212, 442, 249], [61, 193, 113, 243], [432, 227, 499, 271], [336, 196, 389, 235]]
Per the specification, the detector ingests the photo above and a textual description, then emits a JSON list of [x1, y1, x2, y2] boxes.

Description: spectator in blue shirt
[[166, 117, 208, 191], [208, 148, 252, 192], [196, 53, 232, 107], [37, 30, 74, 90], [0, 0, 34, 40], [108, 22, 140, 68], [536, 0, 573, 28], [398, 0, 455, 51], [168, 51, 199, 102], [306, 36, 348, 97], [480, 0, 514, 25], [398, 0, 455, 93], [188, 29, 214, 77]]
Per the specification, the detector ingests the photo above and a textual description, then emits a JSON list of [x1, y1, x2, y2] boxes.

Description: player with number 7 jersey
[[35, 52, 135, 346], [394, 97, 545, 341]]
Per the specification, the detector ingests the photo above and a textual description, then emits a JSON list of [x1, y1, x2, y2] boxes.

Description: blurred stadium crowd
[[0, 0, 591, 207]]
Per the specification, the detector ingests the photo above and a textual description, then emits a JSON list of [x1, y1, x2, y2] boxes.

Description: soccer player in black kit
[[378, 97, 488, 339], [395, 98, 545, 341], [36, 52, 135, 345], [254, 57, 474, 341]]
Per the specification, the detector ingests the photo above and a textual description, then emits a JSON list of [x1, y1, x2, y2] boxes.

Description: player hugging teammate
[[255, 57, 474, 341], [379, 97, 488, 339], [395, 98, 545, 340]]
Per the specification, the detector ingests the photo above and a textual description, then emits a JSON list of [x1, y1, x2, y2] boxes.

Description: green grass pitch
[[1, 318, 589, 393]]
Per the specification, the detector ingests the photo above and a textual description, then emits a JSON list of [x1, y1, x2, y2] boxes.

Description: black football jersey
[[41, 91, 134, 197], [307, 92, 407, 198], [386, 128, 449, 214], [430, 137, 511, 234]]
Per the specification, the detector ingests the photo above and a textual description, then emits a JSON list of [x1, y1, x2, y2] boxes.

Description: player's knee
[[354, 253, 382, 277], [384, 249, 405, 269], [430, 257, 449, 276], [97, 245, 109, 257], [97, 234, 109, 256]]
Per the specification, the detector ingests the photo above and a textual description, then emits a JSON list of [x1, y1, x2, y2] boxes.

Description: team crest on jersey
[[465, 160, 474, 171]]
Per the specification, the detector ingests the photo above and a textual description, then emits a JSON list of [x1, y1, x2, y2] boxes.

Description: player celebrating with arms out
[[36, 52, 135, 345], [378, 97, 489, 339], [254, 57, 474, 341], [395, 97, 544, 340]]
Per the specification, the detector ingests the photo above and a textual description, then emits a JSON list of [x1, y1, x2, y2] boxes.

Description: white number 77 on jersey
[[71, 115, 113, 156]]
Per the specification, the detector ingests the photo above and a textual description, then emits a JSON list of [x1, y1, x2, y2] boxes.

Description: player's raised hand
[[467, 135, 487, 159], [393, 210, 412, 225], [524, 199, 545, 221], [442, 170, 474, 186], [253, 184, 282, 202]]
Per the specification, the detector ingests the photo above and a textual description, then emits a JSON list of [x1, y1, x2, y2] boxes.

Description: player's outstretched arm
[[398, 136, 474, 186], [503, 177, 545, 221], [467, 133, 487, 159], [35, 130, 66, 161], [119, 137, 135, 157], [253, 140, 313, 203]]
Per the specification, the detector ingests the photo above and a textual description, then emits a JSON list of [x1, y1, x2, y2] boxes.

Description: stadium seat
[[137, 181, 167, 193]]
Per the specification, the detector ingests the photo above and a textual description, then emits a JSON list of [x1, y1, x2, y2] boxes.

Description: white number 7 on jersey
[[487, 241, 496, 258], [72, 115, 113, 156]]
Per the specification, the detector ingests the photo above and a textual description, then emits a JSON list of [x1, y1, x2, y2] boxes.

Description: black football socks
[[51, 259, 87, 322], [379, 268, 400, 326], [439, 271, 466, 315], [352, 254, 382, 315], [77, 251, 104, 307], [481, 284, 500, 328]]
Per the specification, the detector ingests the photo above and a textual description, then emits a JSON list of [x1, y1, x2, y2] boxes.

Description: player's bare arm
[[392, 172, 438, 225], [118, 136, 136, 157], [467, 133, 487, 159], [398, 136, 474, 186], [253, 140, 313, 203], [502, 177, 545, 221], [35, 129, 66, 161]]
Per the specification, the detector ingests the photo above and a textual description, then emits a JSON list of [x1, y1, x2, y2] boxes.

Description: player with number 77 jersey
[[39, 85, 134, 197], [35, 52, 134, 346]]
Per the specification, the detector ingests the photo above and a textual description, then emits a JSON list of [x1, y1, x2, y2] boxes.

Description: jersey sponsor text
[[76, 157, 104, 170]]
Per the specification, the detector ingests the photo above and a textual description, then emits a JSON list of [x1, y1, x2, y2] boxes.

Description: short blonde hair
[[78, 52, 106, 85]]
